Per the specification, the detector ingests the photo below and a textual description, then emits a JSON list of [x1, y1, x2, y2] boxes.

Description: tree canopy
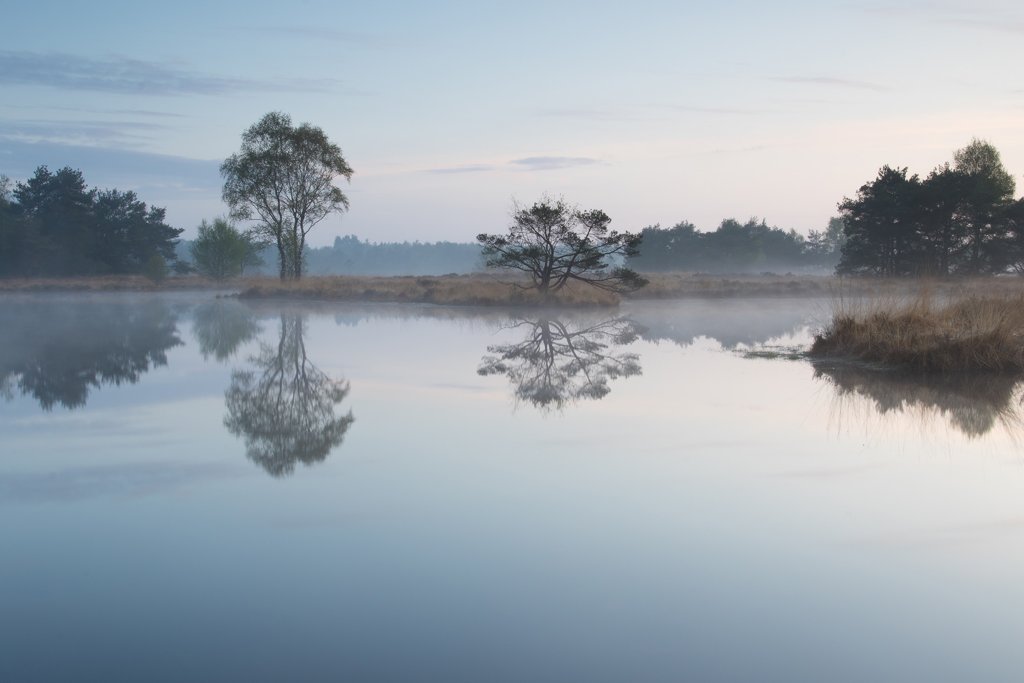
[[477, 197, 646, 298], [837, 139, 1023, 276], [221, 112, 353, 280], [190, 217, 264, 280], [0, 166, 182, 277]]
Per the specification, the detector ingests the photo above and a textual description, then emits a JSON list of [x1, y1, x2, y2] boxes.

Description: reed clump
[[810, 292, 1024, 372]]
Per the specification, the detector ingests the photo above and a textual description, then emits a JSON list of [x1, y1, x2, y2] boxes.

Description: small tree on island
[[190, 218, 265, 280], [477, 197, 647, 299], [221, 112, 353, 280]]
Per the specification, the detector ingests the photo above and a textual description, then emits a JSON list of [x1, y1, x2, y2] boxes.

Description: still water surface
[[2, 293, 1023, 682]]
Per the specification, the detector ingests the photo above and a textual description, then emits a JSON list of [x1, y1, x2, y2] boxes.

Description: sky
[[2, 0, 1023, 245]]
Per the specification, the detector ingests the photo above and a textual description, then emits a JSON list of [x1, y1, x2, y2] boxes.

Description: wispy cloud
[[239, 25, 385, 46], [0, 103, 188, 118], [770, 75, 889, 92], [510, 156, 602, 171], [0, 51, 339, 95], [854, 2, 1024, 34], [0, 119, 168, 146], [0, 140, 221, 196], [424, 164, 495, 174], [664, 104, 766, 115], [535, 107, 640, 122]]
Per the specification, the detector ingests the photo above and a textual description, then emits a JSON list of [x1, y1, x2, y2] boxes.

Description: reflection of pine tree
[[0, 300, 182, 409], [224, 314, 354, 477], [191, 300, 260, 362], [478, 317, 642, 410], [815, 364, 1022, 438]]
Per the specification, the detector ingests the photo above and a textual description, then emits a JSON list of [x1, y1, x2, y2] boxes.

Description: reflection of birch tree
[[815, 363, 1022, 438], [225, 313, 354, 477], [478, 317, 642, 410], [191, 299, 260, 362]]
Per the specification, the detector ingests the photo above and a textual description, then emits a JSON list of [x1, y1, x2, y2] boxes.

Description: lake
[[2, 293, 1023, 682]]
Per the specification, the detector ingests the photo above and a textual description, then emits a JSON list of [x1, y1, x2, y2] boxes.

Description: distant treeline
[[175, 234, 487, 277], [0, 167, 182, 278], [8, 138, 1024, 281], [627, 217, 845, 273]]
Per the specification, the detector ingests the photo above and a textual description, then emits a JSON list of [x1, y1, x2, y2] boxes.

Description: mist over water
[[2, 293, 1024, 682]]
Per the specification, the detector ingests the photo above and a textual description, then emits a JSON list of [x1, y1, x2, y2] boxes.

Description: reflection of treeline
[[628, 218, 845, 274], [629, 299, 815, 350], [0, 167, 182, 278], [0, 299, 182, 409], [815, 363, 1022, 438]]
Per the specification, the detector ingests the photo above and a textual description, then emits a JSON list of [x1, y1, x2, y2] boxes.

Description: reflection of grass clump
[[810, 293, 1024, 372], [814, 363, 1021, 438]]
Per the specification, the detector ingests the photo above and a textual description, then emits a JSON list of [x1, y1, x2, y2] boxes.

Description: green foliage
[[190, 218, 264, 280], [629, 217, 819, 273], [837, 140, 1022, 276], [0, 166, 183, 278], [304, 234, 483, 275], [142, 253, 169, 283], [221, 112, 353, 280], [477, 197, 647, 298]]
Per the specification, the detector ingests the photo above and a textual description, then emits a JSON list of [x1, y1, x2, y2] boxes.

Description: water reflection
[[224, 313, 354, 477], [0, 299, 181, 410], [815, 363, 1023, 438], [191, 299, 261, 361], [630, 299, 814, 350], [478, 317, 642, 410]]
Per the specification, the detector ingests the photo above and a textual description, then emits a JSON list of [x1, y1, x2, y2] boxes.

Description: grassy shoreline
[[5, 273, 1024, 307], [810, 292, 1024, 372]]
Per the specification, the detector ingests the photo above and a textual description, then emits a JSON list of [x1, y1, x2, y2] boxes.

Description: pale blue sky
[[2, 1, 1022, 244]]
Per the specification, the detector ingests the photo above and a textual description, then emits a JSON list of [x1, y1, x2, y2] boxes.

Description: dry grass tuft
[[237, 274, 621, 307], [810, 291, 1024, 372]]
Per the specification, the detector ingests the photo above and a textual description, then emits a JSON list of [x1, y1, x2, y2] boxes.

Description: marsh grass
[[811, 289, 1024, 372], [237, 274, 621, 306]]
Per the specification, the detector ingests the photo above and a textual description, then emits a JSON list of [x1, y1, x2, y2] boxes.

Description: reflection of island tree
[[0, 300, 181, 409], [815, 363, 1022, 438], [191, 299, 261, 361], [478, 317, 642, 410], [224, 313, 354, 477]]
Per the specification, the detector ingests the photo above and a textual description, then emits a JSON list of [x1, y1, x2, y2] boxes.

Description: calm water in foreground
[[2, 293, 1023, 682]]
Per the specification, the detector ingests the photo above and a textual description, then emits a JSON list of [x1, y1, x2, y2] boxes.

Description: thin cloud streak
[[770, 75, 889, 92], [535, 107, 641, 122], [510, 156, 602, 171], [424, 164, 495, 174], [0, 51, 340, 95], [0, 119, 168, 146], [0, 104, 188, 118], [665, 104, 766, 115], [854, 2, 1024, 34], [240, 25, 386, 46], [0, 139, 221, 195]]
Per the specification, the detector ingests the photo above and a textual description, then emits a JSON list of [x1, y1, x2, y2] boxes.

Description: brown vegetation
[[810, 291, 1024, 372], [0, 275, 231, 292], [237, 274, 621, 306]]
